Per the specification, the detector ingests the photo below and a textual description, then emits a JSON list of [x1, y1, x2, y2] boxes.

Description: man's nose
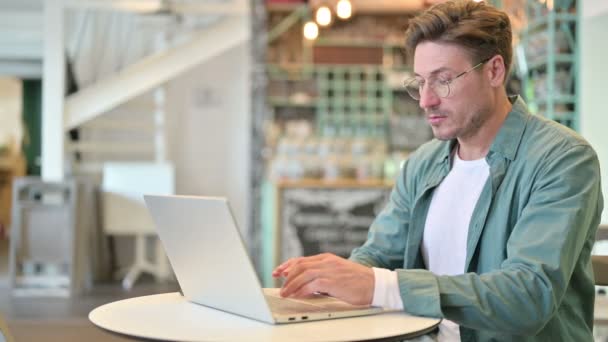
[[419, 84, 441, 110]]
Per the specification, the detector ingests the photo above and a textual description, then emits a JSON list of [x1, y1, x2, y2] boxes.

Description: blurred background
[[0, 0, 607, 340]]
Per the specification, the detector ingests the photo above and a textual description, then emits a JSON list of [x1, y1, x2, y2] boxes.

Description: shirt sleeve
[[372, 268, 404, 310], [349, 158, 412, 270]]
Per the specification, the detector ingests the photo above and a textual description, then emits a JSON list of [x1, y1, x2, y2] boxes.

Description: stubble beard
[[458, 108, 489, 142], [426, 108, 451, 141], [428, 106, 491, 142]]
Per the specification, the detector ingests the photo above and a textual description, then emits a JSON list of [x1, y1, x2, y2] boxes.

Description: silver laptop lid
[[144, 195, 274, 323]]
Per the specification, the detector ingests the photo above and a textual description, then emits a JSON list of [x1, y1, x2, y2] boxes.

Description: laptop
[[143, 194, 385, 324]]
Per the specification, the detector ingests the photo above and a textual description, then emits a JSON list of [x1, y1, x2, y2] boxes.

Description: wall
[[580, 0, 608, 224], [582, 0, 608, 18], [166, 41, 251, 238]]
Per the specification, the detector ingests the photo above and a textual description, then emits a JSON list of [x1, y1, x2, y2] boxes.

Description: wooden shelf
[[266, 2, 307, 13], [276, 178, 393, 189], [267, 96, 318, 108]]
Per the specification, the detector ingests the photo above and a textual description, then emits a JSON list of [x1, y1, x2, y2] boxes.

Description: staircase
[[68, 91, 164, 175], [66, 13, 248, 175]]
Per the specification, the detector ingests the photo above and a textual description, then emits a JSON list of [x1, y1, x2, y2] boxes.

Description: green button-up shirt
[[350, 97, 603, 341]]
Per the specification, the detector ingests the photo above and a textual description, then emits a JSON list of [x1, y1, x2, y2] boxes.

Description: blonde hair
[[405, 0, 512, 77]]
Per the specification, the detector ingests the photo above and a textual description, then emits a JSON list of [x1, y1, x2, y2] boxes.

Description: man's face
[[413, 41, 492, 141]]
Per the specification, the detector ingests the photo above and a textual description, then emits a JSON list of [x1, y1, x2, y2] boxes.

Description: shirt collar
[[487, 95, 529, 161]]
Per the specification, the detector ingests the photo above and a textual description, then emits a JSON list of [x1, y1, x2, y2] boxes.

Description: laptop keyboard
[[265, 295, 327, 315], [264, 292, 374, 315]]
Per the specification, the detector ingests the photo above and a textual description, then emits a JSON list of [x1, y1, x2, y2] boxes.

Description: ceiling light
[[303, 21, 319, 40], [336, 0, 352, 19], [315, 6, 332, 27]]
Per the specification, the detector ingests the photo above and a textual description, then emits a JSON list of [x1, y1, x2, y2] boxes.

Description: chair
[[101, 162, 174, 290]]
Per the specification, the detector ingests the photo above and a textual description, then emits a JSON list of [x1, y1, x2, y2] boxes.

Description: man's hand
[[272, 253, 374, 305]]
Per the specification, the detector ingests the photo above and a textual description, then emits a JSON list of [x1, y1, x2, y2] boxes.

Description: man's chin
[[431, 128, 455, 141]]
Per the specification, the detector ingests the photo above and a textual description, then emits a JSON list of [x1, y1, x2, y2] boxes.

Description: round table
[[89, 292, 440, 342]]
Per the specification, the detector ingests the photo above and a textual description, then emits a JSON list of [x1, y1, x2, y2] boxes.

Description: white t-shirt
[[372, 150, 490, 342]]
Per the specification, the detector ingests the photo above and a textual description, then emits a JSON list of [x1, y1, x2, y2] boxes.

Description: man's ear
[[486, 55, 506, 87]]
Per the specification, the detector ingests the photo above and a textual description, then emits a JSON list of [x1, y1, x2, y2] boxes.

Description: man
[[273, 0, 603, 341]]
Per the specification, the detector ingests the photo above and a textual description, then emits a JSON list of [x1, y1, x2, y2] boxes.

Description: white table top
[[89, 292, 441, 342]]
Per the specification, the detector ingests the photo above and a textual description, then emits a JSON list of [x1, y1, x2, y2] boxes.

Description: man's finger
[[272, 258, 298, 277], [281, 258, 333, 288], [290, 278, 329, 299], [280, 265, 325, 297]]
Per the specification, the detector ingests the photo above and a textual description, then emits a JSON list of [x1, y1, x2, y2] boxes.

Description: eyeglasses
[[404, 58, 490, 100]]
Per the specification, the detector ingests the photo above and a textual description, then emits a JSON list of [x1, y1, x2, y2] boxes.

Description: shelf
[[266, 63, 402, 138], [320, 98, 383, 106], [527, 54, 575, 71], [536, 112, 576, 123], [515, 0, 579, 131], [534, 95, 577, 107], [314, 38, 404, 49], [276, 178, 393, 189], [268, 96, 318, 108], [266, 2, 307, 13], [554, 111, 576, 119], [267, 63, 316, 72], [315, 38, 385, 48], [521, 13, 577, 35]]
